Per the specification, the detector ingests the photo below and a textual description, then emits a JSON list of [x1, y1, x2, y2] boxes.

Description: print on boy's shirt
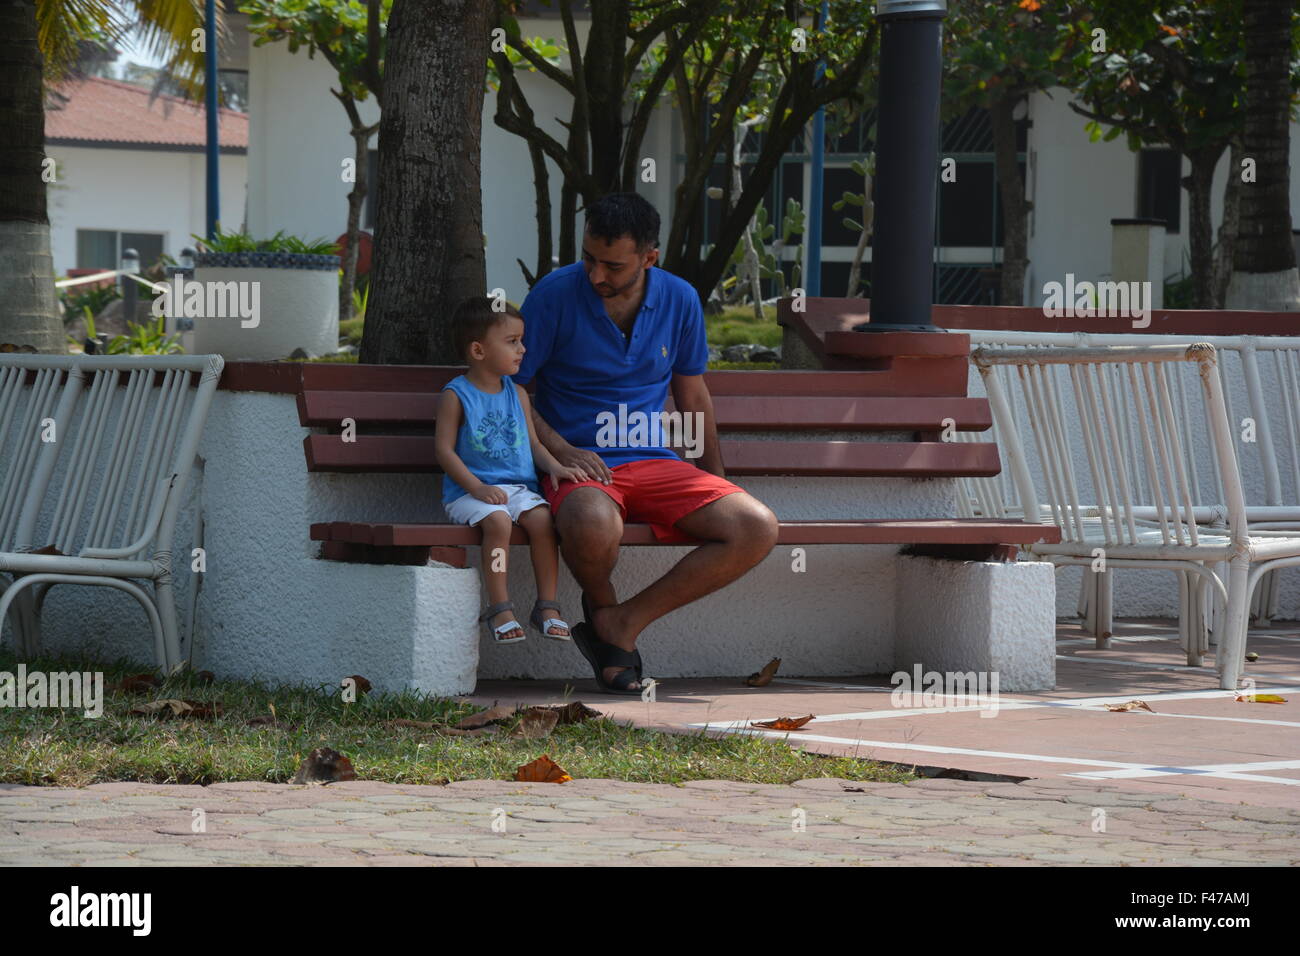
[[468, 409, 526, 462]]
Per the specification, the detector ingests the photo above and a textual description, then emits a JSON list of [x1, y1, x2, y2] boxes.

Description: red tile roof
[[45, 76, 248, 151]]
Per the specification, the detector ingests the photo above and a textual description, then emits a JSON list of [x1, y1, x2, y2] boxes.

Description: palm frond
[[36, 0, 130, 79]]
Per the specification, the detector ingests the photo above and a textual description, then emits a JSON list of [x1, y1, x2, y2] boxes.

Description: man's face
[[581, 231, 659, 298]]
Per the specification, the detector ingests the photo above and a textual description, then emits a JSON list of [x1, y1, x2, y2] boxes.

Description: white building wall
[[47, 145, 247, 276]]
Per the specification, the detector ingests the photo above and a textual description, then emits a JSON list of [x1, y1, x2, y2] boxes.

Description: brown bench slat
[[298, 391, 993, 431], [311, 518, 1061, 548], [303, 434, 999, 477]]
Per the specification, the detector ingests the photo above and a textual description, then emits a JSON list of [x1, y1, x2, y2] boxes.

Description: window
[[75, 230, 166, 272], [1137, 148, 1180, 233]]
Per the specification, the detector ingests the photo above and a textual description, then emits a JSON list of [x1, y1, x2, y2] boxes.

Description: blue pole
[[204, 0, 220, 238], [805, 0, 829, 297]]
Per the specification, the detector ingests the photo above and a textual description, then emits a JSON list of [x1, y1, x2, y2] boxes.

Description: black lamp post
[[855, 0, 948, 333]]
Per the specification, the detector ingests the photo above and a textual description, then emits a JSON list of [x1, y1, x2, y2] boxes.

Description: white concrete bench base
[[895, 555, 1056, 692]]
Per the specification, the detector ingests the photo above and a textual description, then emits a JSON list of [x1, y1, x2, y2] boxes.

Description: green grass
[[338, 316, 364, 346], [0, 649, 914, 788], [705, 306, 783, 348]]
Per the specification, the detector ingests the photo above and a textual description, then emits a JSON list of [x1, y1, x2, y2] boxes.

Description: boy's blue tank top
[[441, 374, 539, 506]]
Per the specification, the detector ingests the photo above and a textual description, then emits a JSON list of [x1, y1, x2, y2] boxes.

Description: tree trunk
[[336, 92, 377, 325], [1183, 147, 1223, 310], [1212, 137, 1243, 309], [1226, 0, 1300, 310], [362, 0, 491, 365], [558, 179, 577, 266], [0, 0, 64, 352], [989, 95, 1029, 306], [583, 0, 629, 194], [526, 138, 552, 286]]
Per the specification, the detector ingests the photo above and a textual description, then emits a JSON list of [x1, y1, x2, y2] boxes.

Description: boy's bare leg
[[555, 489, 778, 683], [517, 504, 569, 637], [478, 511, 523, 640]]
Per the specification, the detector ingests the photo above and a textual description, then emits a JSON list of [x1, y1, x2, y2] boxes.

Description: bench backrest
[[296, 367, 1003, 480], [972, 343, 1247, 548], [0, 354, 225, 561], [957, 330, 1300, 518]]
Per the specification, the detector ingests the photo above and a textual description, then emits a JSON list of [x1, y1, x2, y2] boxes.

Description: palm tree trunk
[[361, 0, 491, 365], [0, 0, 64, 351], [1226, 0, 1300, 310]]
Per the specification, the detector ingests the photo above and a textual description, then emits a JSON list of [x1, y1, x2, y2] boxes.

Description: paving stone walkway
[[3, 776, 1298, 866]]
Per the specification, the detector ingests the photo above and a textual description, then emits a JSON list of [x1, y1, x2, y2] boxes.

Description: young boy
[[435, 297, 591, 644]]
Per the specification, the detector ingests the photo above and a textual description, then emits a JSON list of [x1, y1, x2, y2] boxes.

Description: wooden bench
[[294, 363, 1061, 565]]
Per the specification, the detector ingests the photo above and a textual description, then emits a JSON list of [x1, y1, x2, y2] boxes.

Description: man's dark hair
[[585, 192, 660, 253], [450, 296, 522, 361]]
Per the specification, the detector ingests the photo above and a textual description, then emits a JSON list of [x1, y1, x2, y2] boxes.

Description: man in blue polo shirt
[[515, 192, 779, 694]]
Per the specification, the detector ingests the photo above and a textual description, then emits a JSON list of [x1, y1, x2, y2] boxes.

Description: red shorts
[[542, 457, 744, 543]]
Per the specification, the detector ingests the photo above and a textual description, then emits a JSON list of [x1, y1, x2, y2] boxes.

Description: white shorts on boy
[[445, 483, 549, 527]]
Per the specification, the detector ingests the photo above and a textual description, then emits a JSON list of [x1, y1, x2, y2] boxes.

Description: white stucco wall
[[47, 145, 248, 277]]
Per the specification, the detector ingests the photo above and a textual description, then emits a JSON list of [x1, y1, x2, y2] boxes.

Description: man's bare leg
[[553, 487, 631, 686], [558, 490, 778, 685]]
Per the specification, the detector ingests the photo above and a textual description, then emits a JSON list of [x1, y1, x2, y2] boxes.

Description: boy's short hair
[[450, 296, 523, 361], [585, 192, 660, 253]]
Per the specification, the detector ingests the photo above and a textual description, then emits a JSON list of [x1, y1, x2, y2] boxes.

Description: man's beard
[[593, 267, 643, 298]]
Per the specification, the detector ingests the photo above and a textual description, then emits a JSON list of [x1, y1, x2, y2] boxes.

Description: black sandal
[[572, 622, 644, 695], [581, 591, 643, 676]]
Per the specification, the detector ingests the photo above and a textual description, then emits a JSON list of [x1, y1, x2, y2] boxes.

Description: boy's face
[[469, 315, 525, 374]]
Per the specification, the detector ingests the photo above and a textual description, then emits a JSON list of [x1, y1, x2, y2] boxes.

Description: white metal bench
[[0, 354, 224, 671], [960, 331, 1300, 642], [972, 343, 1300, 690]]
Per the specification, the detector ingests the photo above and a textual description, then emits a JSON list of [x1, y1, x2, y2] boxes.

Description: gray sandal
[[529, 599, 572, 641], [480, 601, 525, 644]]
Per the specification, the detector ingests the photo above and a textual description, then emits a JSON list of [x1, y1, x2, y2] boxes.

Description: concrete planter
[[191, 252, 339, 360]]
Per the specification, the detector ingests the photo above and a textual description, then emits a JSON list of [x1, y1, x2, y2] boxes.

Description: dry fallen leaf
[[130, 698, 222, 719], [116, 673, 162, 694], [1235, 694, 1287, 704], [511, 708, 560, 739], [342, 675, 372, 695], [752, 714, 815, 730], [28, 543, 65, 556], [745, 657, 782, 688], [195, 670, 216, 685], [292, 747, 357, 785], [455, 703, 518, 729], [438, 725, 498, 737], [514, 754, 571, 783], [1103, 700, 1155, 712], [543, 702, 603, 725]]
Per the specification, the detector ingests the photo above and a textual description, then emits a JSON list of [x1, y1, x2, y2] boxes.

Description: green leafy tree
[[1224, 0, 1300, 311], [1066, 1, 1246, 309], [945, 0, 1089, 306], [1, 0, 221, 350], [241, 0, 392, 322], [488, 0, 879, 303]]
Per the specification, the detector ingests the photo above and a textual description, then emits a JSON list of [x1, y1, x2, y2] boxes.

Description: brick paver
[[3, 776, 1297, 866]]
